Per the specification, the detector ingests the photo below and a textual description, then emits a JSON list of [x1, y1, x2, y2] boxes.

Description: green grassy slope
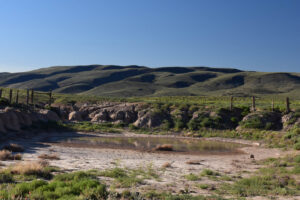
[[0, 65, 299, 98]]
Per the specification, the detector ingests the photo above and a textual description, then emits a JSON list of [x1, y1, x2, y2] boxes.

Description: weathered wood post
[[16, 90, 19, 104], [49, 90, 52, 105], [9, 89, 12, 104], [26, 89, 29, 106], [271, 99, 274, 112], [31, 89, 34, 104], [286, 97, 290, 113], [0, 88, 2, 98], [252, 96, 256, 112], [230, 96, 233, 111]]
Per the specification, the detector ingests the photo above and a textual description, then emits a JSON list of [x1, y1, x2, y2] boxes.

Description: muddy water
[[52, 135, 247, 155]]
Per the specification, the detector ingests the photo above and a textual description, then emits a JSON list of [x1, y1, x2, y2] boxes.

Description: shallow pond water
[[54, 135, 247, 155]]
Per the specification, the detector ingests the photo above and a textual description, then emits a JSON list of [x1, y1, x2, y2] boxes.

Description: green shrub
[[0, 172, 13, 183], [240, 106, 250, 117], [230, 117, 238, 124], [129, 124, 138, 130], [187, 119, 198, 130], [0, 98, 9, 106], [294, 155, 300, 163], [99, 167, 127, 179], [197, 184, 209, 189], [185, 173, 200, 181], [161, 119, 173, 130], [294, 142, 300, 150], [201, 169, 220, 176], [0, 171, 108, 199], [173, 118, 185, 130], [241, 117, 264, 129]]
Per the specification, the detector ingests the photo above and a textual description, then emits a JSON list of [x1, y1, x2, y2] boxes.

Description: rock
[[0, 108, 21, 131], [91, 111, 109, 122], [39, 109, 60, 122], [68, 111, 83, 121], [133, 110, 165, 128], [16, 112, 32, 127], [109, 110, 125, 121], [282, 113, 293, 124], [250, 154, 255, 159], [0, 118, 6, 133]]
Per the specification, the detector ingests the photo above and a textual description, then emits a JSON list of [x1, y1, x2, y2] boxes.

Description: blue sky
[[0, 0, 299, 73]]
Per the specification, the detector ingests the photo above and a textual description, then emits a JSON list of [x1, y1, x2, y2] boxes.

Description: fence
[[0, 87, 298, 113], [0, 88, 53, 108]]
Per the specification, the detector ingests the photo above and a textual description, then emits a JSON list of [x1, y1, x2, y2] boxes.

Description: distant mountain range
[[0, 65, 299, 97]]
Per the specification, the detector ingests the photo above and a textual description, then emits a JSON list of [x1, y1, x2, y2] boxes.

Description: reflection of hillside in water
[[63, 136, 246, 155]]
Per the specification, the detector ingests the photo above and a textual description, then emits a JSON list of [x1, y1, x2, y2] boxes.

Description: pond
[[53, 135, 247, 155]]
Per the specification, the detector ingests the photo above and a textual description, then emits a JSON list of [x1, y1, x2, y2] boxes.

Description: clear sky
[[0, 0, 299, 73]]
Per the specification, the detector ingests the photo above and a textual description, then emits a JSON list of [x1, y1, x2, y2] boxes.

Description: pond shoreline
[[0, 131, 293, 197]]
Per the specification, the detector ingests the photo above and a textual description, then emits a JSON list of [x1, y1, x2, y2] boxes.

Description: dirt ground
[[1, 131, 298, 200]]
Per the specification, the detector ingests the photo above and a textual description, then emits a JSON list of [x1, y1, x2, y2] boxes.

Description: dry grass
[[11, 161, 45, 175], [38, 153, 60, 160], [154, 144, 173, 151], [13, 154, 22, 160], [0, 150, 22, 161], [3, 143, 24, 152], [38, 159, 50, 167], [0, 150, 12, 161]]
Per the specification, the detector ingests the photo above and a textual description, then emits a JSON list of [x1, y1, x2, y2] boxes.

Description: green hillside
[[0, 65, 299, 98]]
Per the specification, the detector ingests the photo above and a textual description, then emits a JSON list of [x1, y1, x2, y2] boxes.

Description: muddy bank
[[0, 131, 291, 197]]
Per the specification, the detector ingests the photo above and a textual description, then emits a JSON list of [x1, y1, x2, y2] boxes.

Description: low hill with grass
[[1, 65, 299, 98]]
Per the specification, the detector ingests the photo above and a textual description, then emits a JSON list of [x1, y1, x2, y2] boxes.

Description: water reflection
[[57, 136, 247, 155]]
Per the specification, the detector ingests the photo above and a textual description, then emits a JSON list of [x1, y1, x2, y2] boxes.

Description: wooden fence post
[[16, 90, 19, 104], [286, 97, 290, 113], [252, 96, 256, 112], [0, 88, 2, 98], [26, 89, 29, 106], [9, 89, 12, 104], [230, 96, 233, 111], [49, 90, 52, 105], [272, 99, 274, 112], [31, 89, 34, 104]]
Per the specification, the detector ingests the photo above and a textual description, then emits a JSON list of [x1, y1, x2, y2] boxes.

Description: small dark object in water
[[154, 144, 173, 151], [250, 154, 255, 159]]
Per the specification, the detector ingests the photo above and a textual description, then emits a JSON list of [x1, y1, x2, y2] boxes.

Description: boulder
[[91, 111, 109, 122], [15, 112, 32, 127], [38, 109, 60, 122], [110, 111, 125, 121], [0, 108, 21, 131], [68, 111, 83, 121], [133, 110, 165, 128]]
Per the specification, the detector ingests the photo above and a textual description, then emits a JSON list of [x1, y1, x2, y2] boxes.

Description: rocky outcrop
[[86, 103, 138, 124], [68, 111, 83, 121], [239, 111, 282, 130], [282, 112, 300, 130], [0, 107, 60, 133], [91, 111, 109, 122], [133, 110, 166, 128]]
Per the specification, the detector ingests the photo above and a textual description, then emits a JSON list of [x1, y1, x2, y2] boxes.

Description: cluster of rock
[[0, 107, 60, 133], [0, 102, 299, 133], [60, 102, 165, 128]]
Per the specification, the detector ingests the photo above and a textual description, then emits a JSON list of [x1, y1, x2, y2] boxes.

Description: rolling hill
[[0, 65, 299, 98]]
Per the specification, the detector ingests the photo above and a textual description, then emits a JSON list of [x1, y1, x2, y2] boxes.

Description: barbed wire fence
[[0, 88, 53, 110], [0, 87, 298, 113]]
